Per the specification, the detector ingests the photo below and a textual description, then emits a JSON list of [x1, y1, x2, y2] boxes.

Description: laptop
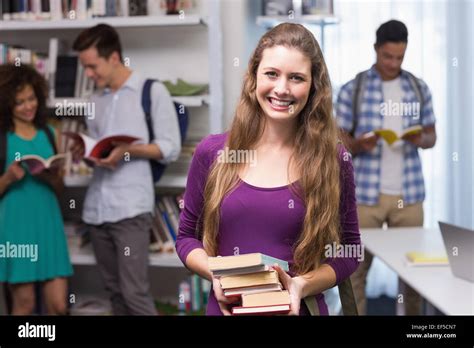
[[438, 221, 474, 283]]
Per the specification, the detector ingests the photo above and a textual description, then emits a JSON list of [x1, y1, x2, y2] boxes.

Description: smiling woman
[[256, 45, 311, 119], [176, 23, 361, 316], [0, 64, 73, 315]]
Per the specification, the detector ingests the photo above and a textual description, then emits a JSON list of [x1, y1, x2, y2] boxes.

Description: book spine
[[1, 0, 10, 20], [75, 0, 87, 19], [190, 274, 201, 312], [201, 278, 210, 307], [178, 280, 191, 314], [157, 200, 176, 242]]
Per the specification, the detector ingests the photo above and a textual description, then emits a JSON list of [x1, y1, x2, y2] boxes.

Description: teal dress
[[0, 127, 73, 283]]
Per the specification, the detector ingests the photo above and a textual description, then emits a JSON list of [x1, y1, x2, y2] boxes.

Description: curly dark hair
[[0, 64, 49, 132]]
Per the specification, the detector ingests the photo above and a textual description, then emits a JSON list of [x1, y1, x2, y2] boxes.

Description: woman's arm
[[185, 248, 213, 281], [0, 172, 14, 196], [273, 263, 336, 315], [175, 135, 217, 274], [175, 134, 238, 315], [321, 145, 361, 284], [293, 264, 336, 298], [273, 145, 361, 314]]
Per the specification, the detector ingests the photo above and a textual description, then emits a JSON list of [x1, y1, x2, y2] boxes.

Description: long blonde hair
[[202, 23, 341, 275]]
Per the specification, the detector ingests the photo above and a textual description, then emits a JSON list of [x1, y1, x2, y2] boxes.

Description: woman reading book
[[0, 64, 73, 315], [176, 23, 361, 315]]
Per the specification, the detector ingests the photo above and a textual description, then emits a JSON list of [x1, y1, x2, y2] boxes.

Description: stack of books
[[208, 253, 291, 315]]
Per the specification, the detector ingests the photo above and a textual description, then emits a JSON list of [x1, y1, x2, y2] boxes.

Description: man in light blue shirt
[[72, 24, 181, 315]]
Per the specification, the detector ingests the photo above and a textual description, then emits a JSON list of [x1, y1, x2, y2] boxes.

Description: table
[[361, 227, 474, 315]]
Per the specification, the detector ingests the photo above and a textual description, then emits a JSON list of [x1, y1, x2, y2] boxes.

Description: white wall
[[220, 0, 247, 129]]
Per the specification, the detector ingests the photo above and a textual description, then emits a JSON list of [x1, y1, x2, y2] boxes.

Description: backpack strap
[[142, 78, 157, 144], [304, 296, 320, 315], [404, 71, 424, 123], [43, 125, 58, 155], [0, 131, 6, 176], [304, 278, 358, 316], [350, 71, 368, 137], [338, 278, 358, 315]]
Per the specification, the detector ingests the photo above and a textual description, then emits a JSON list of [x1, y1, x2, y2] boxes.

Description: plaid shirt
[[335, 65, 436, 205]]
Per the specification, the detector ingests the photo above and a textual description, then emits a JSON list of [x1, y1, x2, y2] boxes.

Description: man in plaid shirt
[[336, 20, 437, 315]]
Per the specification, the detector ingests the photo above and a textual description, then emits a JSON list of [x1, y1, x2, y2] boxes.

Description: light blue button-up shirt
[[82, 71, 181, 224]]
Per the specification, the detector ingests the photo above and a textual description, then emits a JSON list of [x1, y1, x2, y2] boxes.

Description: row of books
[[49, 37, 96, 99], [0, 0, 195, 21], [0, 43, 48, 76], [65, 194, 184, 256], [0, 39, 95, 99], [178, 274, 211, 314], [150, 195, 184, 253], [208, 253, 292, 315]]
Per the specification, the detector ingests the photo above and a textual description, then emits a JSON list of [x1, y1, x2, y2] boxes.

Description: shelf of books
[[256, 15, 339, 28], [65, 192, 185, 267], [64, 173, 187, 188], [0, 15, 203, 30], [67, 240, 183, 267], [49, 95, 210, 109]]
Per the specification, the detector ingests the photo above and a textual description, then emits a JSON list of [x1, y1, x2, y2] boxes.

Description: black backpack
[[349, 70, 425, 136], [0, 126, 57, 175], [141, 79, 189, 183]]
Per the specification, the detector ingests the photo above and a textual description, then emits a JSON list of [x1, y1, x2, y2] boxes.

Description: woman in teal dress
[[0, 64, 73, 315]]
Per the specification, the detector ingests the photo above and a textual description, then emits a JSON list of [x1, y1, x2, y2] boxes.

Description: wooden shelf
[[64, 173, 187, 189], [0, 15, 204, 31]]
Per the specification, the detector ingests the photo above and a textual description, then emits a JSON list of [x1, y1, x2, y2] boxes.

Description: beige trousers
[[350, 194, 423, 315]]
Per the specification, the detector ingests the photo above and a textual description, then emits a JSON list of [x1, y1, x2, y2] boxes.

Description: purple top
[[175, 133, 361, 315]]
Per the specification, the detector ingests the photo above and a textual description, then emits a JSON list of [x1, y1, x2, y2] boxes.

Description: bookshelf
[[67, 234, 183, 267], [256, 14, 339, 27], [64, 173, 187, 188], [1, 1, 223, 188], [48, 94, 210, 108], [256, 15, 339, 53], [0, 0, 223, 314], [0, 14, 203, 30]]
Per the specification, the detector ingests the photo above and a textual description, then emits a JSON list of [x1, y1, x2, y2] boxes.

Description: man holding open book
[[71, 24, 181, 315], [336, 20, 437, 315]]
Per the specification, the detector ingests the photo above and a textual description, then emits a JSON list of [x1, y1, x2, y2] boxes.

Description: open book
[[20, 154, 67, 175], [365, 125, 423, 146], [63, 132, 141, 165]]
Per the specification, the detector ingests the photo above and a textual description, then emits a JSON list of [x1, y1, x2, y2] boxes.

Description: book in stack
[[208, 253, 292, 315]]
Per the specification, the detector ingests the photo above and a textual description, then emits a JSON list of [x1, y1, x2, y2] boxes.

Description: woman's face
[[13, 84, 38, 124], [256, 45, 312, 122]]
